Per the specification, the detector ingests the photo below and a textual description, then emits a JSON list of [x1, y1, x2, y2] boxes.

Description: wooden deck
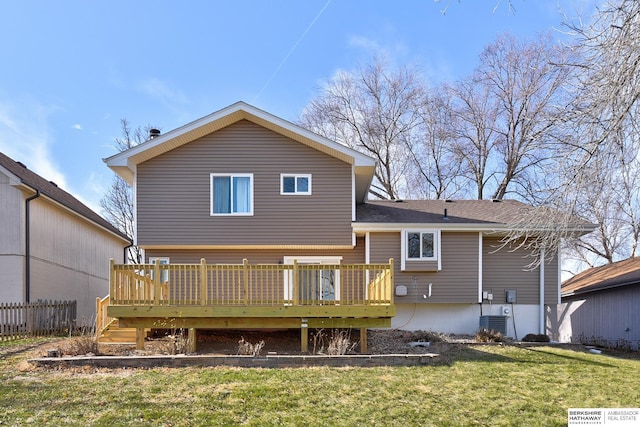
[[100, 258, 396, 352]]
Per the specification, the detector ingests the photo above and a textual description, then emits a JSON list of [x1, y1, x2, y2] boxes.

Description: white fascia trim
[[354, 223, 507, 233], [104, 102, 377, 169], [353, 222, 594, 234]]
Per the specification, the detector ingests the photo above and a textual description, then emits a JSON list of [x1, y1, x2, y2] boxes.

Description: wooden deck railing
[[95, 295, 113, 335], [109, 258, 394, 307]]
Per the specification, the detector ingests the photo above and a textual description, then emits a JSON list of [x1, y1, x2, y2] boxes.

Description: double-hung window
[[210, 173, 254, 215], [280, 174, 311, 195]]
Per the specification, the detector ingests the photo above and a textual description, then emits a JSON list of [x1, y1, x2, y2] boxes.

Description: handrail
[[108, 258, 394, 307], [95, 295, 112, 335]]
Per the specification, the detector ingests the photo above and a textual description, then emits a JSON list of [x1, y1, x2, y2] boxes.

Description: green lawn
[[1, 339, 638, 426]]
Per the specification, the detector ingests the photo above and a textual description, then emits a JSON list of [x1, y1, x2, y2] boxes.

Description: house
[[0, 152, 131, 323], [551, 257, 640, 350], [102, 101, 593, 351]]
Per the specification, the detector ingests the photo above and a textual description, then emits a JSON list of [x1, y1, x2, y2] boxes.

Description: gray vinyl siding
[[146, 237, 366, 264], [370, 232, 479, 303], [137, 120, 353, 247], [559, 286, 640, 350], [482, 237, 558, 305]]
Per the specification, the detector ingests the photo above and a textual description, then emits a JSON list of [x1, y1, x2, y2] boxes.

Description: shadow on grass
[[520, 346, 619, 368], [429, 343, 517, 366], [430, 343, 624, 368]]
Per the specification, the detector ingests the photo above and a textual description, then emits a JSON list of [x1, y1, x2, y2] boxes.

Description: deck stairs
[[97, 319, 146, 344]]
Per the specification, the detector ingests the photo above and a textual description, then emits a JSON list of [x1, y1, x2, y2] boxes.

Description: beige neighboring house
[[0, 152, 131, 323], [101, 102, 593, 351]]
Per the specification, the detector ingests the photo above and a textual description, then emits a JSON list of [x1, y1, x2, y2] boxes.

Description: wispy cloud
[[72, 123, 83, 130], [347, 34, 409, 61], [0, 99, 68, 189], [139, 77, 189, 111]]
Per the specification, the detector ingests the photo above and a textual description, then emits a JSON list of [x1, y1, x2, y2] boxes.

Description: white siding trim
[[365, 232, 370, 264], [478, 232, 483, 303], [437, 230, 442, 271], [351, 166, 356, 222], [133, 170, 138, 246], [400, 230, 406, 271], [557, 249, 562, 305], [539, 247, 545, 334]]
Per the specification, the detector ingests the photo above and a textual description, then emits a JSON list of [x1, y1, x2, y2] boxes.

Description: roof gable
[[562, 257, 640, 296], [0, 151, 130, 242], [104, 102, 377, 202]]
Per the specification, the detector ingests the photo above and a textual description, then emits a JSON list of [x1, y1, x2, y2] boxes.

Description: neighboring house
[[103, 102, 593, 350], [0, 152, 131, 323], [551, 257, 640, 350]]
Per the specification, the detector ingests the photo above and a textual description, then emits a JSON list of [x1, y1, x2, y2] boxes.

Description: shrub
[[61, 336, 98, 356], [522, 333, 550, 342], [311, 329, 358, 355], [237, 337, 265, 356], [475, 328, 505, 343]]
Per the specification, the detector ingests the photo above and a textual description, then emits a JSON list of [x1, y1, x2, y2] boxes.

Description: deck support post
[[200, 258, 207, 305], [135, 328, 145, 350], [188, 328, 197, 353], [360, 328, 367, 353], [301, 324, 308, 353]]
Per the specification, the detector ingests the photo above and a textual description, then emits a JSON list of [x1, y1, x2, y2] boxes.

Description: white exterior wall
[[27, 198, 126, 323], [0, 256, 24, 302], [0, 170, 25, 302], [392, 303, 548, 339]]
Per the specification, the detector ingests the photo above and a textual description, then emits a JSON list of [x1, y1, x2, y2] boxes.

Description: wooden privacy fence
[[0, 300, 77, 341]]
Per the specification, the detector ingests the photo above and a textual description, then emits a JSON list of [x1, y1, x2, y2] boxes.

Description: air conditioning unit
[[502, 305, 512, 316], [479, 315, 508, 335]]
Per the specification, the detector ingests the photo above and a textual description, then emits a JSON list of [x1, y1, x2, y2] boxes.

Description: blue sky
[[0, 0, 597, 213]]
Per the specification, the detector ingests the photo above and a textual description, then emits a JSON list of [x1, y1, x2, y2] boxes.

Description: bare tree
[[404, 86, 464, 199], [479, 33, 573, 201], [448, 76, 499, 199], [299, 57, 427, 200], [100, 119, 156, 263], [550, 0, 640, 266]]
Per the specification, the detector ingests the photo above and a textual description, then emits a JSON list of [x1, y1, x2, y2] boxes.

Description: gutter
[[25, 189, 41, 303]]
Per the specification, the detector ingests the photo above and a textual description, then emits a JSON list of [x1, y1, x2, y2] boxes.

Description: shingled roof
[[562, 257, 640, 297], [356, 199, 593, 228], [0, 151, 130, 242]]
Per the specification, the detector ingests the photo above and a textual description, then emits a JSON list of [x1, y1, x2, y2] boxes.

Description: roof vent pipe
[[444, 208, 449, 220], [149, 129, 161, 139]]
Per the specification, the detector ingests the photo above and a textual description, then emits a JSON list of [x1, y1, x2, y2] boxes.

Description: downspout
[[539, 247, 545, 334], [25, 190, 41, 303]]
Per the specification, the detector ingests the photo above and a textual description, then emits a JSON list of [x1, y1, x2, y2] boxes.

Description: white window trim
[[210, 173, 254, 216], [280, 173, 312, 195], [283, 256, 342, 303], [401, 230, 441, 270]]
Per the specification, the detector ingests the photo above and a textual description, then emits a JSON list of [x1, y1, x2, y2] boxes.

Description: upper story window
[[281, 174, 312, 195], [210, 173, 254, 216], [405, 230, 438, 261]]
